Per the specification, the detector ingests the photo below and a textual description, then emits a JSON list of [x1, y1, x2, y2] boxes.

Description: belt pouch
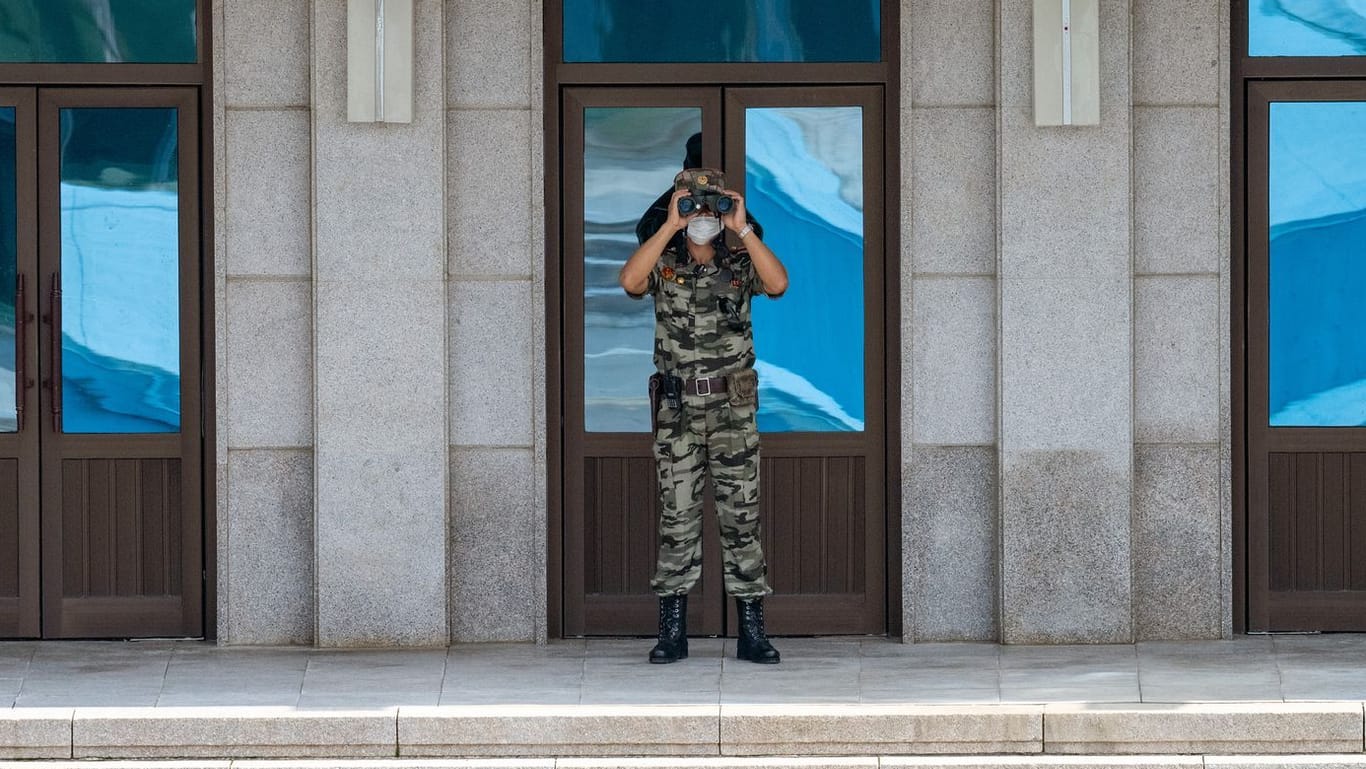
[[725, 369, 758, 407]]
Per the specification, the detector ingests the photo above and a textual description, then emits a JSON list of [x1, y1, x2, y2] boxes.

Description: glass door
[[1247, 80, 1366, 630], [561, 85, 886, 636], [0, 88, 205, 639]]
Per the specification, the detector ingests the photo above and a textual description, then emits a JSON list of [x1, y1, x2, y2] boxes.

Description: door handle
[[45, 272, 60, 433], [15, 273, 33, 432]]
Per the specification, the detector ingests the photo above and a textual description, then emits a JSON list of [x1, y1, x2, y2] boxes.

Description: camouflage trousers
[[650, 391, 771, 599]]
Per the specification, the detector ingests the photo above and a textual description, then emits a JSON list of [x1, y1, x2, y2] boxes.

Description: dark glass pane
[[60, 108, 181, 434], [0, 0, 196, 63], [0, 108, 15, 432], [1250, 1, 1366, 57], [583, 107, 701, 432], [564, 0, 880, 63], [1268, 101, 1366, 426], [747, 107, 864, 432]]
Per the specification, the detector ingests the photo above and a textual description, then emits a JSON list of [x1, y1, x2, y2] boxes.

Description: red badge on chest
[[661, 267, 675, 281]]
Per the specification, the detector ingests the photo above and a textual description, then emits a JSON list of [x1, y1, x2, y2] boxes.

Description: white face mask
[[686, 215, 723, 244]]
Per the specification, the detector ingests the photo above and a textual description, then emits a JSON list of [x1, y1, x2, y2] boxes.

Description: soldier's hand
[[665, 189, 698, 233], [720, 189, 748, 233]]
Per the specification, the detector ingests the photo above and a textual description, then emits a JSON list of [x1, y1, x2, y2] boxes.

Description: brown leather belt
[[683, 376, 728, 396]]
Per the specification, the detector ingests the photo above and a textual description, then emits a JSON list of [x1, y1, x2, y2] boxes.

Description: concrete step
[[8, 759, 1366, 769], [2, 703, 1365, 761]]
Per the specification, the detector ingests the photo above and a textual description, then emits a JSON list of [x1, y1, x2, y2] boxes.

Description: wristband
[[737, 224, 754, 239]]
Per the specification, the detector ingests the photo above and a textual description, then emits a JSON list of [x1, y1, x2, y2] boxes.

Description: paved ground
[[2, 633, 1364, 709]]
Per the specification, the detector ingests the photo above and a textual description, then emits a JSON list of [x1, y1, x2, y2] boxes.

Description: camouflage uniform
[[630, 236, 772, 600]]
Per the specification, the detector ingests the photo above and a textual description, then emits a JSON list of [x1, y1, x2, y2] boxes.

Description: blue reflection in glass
[[583, 107, 701, 432], [1250, 0, 1366, 57], [0, 108, 15, 433], [60, 108, 180, 434], [1268, 101, 1366, 426], [0, 0, 197, 63], [563, 0, 880, 63], [748, 107, 864, 433]]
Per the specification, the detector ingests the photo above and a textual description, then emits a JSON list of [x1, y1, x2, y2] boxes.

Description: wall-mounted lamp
[[1033, 0, 1099, 126], [347, 0, 414, 123]]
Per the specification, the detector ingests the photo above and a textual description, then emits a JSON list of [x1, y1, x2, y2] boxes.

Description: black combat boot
[[735, 597, 780, 664], [648, 594, 688, 663]]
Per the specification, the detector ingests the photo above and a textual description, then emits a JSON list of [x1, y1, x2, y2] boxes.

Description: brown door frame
[[0, 87, 40, 638], [544, 1, 903, 639], [36, 87, 203, 638], [1232, 0, 1366, 632], [554, 84, 896, 639]]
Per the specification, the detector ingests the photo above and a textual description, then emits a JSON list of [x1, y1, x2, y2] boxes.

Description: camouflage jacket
[[632, 244, 764, 379]]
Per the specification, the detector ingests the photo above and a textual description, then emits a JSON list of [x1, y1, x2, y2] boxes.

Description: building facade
[[4, 0, 1355, 645]]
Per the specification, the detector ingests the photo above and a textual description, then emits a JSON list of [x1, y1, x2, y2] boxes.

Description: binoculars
[[678, 193, 735, 215]]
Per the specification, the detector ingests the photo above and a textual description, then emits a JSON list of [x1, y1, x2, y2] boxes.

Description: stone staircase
[[3, 702, 1365, 764]]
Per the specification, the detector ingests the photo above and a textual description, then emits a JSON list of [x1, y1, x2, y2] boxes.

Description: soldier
[[619, 166, 789, 664]]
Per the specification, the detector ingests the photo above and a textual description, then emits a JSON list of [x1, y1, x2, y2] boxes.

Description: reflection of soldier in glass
[[619, 137, 789, 665]]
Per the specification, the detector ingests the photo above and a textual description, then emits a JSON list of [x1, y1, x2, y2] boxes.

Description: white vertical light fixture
[[347, 0, 414, 123], [1033, 0, 1100, 126]]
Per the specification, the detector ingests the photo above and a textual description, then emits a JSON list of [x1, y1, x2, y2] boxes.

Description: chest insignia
[[661, 266, 675, 281], [731, 278, 742, 288]]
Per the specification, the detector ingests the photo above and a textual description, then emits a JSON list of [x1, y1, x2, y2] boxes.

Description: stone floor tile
[[439, 688, 583, 705], [155, 691, 303, 707], [1139, 683, 1284, 703], [859, 686, 1001, 704], [858, 640, 1001, 661], [1138, 636, 1275, 657], [1280, 670, 1366, 701], [15, 692, 161, 707], [295, 692, 441, 709], [580, 689, 721, 705], [0, 645, 36, 678], [1271, 634, 1366, 654]]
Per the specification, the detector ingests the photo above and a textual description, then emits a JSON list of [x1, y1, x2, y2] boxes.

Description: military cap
[[674, 167, 727, 195]]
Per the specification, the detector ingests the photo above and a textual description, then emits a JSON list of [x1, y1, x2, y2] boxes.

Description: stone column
[[903, 0, 1000, 642], [311, 0, 448, 646], [997, 0, 1134, 643], [444, 0, 542, 643], [217, 0, 316, 644], [1130, 0, 1225, 640]]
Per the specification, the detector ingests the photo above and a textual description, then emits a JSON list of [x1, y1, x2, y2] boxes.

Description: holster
[[648, 373, 683, 433]]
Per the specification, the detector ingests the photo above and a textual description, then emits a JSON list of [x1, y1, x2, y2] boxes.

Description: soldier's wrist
[[737, 224, 754, 239]]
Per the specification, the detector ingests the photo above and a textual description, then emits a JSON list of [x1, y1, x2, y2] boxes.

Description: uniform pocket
[[725, 368, 759, 407]]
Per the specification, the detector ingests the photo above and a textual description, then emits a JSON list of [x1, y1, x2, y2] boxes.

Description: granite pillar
[[997, 0, 1134, 643], [215, 0, 316, 644], [311, 0, 448, 646], [902, 0, 1000, 643]]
